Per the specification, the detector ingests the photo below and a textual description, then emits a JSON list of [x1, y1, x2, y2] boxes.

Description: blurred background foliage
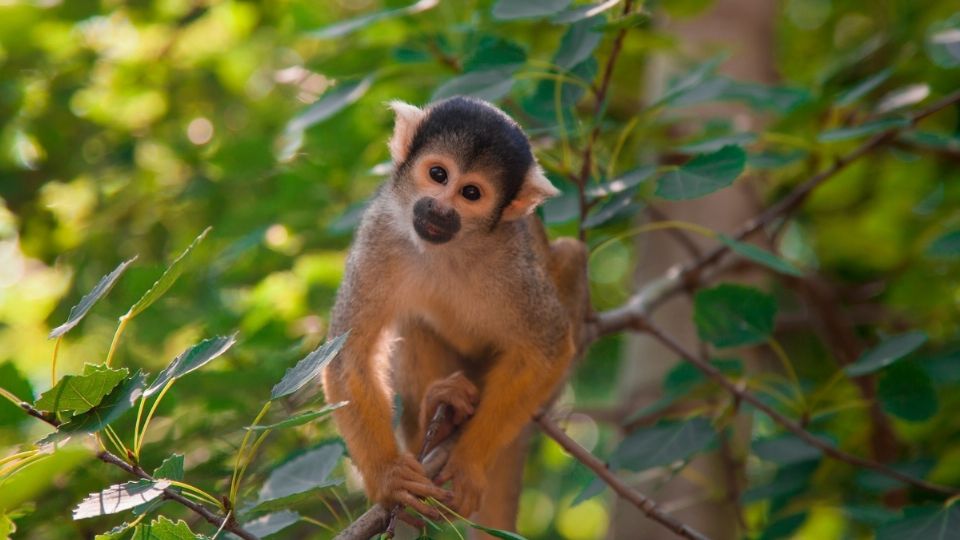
[[1, 0, 959, 538]]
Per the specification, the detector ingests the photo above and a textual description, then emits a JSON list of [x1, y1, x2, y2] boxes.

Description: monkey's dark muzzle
[[413, 197, 461, 244]]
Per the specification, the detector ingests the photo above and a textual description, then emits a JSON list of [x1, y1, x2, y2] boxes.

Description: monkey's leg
[[471, 426, 531, 535], [393, 320, 461, 453]]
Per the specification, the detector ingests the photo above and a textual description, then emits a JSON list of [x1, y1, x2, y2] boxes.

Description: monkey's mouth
[[413, 217, 457, 244]]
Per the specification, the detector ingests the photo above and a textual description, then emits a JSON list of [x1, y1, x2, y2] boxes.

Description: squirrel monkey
[[322, 96, 588, 530]]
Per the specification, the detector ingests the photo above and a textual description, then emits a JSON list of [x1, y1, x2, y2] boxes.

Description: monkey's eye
[[428, 166, 448, 184], [461, 185, 482, 201]]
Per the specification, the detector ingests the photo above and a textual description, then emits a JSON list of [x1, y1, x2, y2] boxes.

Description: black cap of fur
[[402, 97, 534, 209]]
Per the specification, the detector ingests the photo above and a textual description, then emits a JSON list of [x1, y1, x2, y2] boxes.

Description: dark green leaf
[[39, 371, 146, 445], [759, 513, 807, 540], [595, 11, 650, 32], [271, 332, 349, 400], [308, 0, 439, 39], [246, 402, 347, 431], [553, 16, 603, 70], [748, 149, 807, 169], [718, 235, 804, 277], [131, 516, 201, 540], [693, 284, 777, 347], [586, 165, 656, 199], [926, 14, 960, 68], [255, 444, 343, 504], [817, 117, 909, 142], [662, 358, 742, 397], [492, 0, 571, 20], [927, 230, 960, 258], [742, 461, 818, 503], [677, 133, 756, 155], [752, 434, 824, 465], [551, 0, 619, 24], [145, 334, 237, 397], [0, 362, 33, 426], [835, 68, 893, 107], [431, 66, 519, 102], [571, 476, 606, 506], [72, 480, 170, 519], [469, 524, 529, 540], [35, 364, 129, 415], [463, 37, 527, 71], [523, 57, 597, 121], [49, 257, 137, 339], [657, 56, 724, 106], [126, 228, 210, 319], [286, 76, 374, 134], [845, 331, 927, 377], [719, 81, 811, 113], [242, 511, 300, 538], [655, 145, 746, 200], [877, 505, 960, 540], [855, 460, 933, 493], [878, 362, 938, 422], [610, 419, 715, 471], [152, 454, 184, 481]]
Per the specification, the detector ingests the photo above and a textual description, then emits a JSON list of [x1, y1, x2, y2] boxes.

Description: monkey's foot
[[374, 453, 452, 520], [421, 371, 480, 427], [437, 454, 486, 519]]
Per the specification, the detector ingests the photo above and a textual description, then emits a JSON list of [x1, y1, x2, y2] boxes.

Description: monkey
[[321, 96, 588, 532]]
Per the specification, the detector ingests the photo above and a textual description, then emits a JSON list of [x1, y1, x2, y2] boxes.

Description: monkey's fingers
[[397, 510, 426, 529], [395, 491, 441, 521], [399, 475, 453, 502]]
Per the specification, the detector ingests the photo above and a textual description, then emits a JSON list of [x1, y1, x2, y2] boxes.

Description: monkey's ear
[[501, 166, 560, 221], [387, 100, 425, 163]]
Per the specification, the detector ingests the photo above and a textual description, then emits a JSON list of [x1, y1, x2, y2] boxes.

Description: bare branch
[[535, 414, 711, 540]]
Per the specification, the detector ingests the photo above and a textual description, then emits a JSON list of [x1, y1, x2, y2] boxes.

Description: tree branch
[[535, 414, 711, 540]]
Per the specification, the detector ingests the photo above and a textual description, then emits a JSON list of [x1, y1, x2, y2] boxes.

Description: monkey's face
[[406, 153, 500, 245]]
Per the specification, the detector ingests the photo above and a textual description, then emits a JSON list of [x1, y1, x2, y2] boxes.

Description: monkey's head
[[386, 96, 558, 246]]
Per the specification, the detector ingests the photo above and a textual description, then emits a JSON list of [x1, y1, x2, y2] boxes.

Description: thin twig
[[535, 414, 711, 540]]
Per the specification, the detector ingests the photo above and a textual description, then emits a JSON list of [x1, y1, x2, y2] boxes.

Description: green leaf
[[152, 454, 184, 481], [582, 189, 641, 228], [595, 11, 651, 32], [926, 14, 960, 69], [463, 37, 527, 71], [242, 511, 300, 538], [877, 505, 960, 540], [844, 331, 927, 377], [72, 480, 170, 519], [255, 444, 343, 506], [308, 0, 439, 39], [748, 149, 807, 169], [693, 284, 777, 347], [39, 371, 146, 445], [719, 81, 811, 113], [677, 133, 757, 155], [718, 235, 804, 277], [126, 228, 211, 319], [835, 68, 893, 107], [587, 165, 656, 199], [523, 58, 596, 121], [431, 66, 519, 102], [817, 117, 909, 142], [876, 84, 930, 114], [130, 516, 202, 540], [270, 332, 350, 400], [245, 402, 347, 431], [145, 334, 237, 397], [657, 56, 725, 106], [551, 0, 619, 24], [95, 521, 136, 540], [553, 16, 603, 70], [927, 230, 960, 258], [35, 364, 129, 415], [662, 358, 742, 397], [878, 362, 938, 422], [286, 76, 374, 134], [611, 419, 715, 471], [0, 362, 34, 427], [492, 0, 571, 20], [49, 257, 137, 339], [0, 513, 15, 539], [752, 434, 824, 465], [655, 145, 746, 200], [468, 524, 529, 540]]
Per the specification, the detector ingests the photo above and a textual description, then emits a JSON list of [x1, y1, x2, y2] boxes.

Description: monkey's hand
[[437, 451, 487, 519], [420, 371, 480, 428], [372, 453, 453, 520]]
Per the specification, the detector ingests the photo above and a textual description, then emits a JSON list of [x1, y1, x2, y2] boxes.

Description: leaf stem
[[301, 515, 338, 533], [232, 428, 272, 503], [51, 336, 63, 386], [0, 387, 21, 407], [0, 449, 38, 468], [230, 401, 271, 504], [135, 377, 176, 457], [105, 315, 131, 368], [166, 480, 224, 509]]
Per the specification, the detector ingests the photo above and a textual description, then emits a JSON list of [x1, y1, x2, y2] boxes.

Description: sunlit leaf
[[270, 332, 349, 400], [611, 419, 715, 471], [39, 371, 146, 445], [845, 331, 927, 377], [553, 16, 603, 70], [877, 505, 960, 540], [693, 284, 777, 347], [586, 165, 656, 199], [926, 230, 960, 258], [876, 84, 930, 114], [255, 444, 343, 505], [72, 480, 170, 519], [878, 362, 938, 422], [245, 402, 347, 431], [655, 145, 746, 200], [926, 14, 960, 68], [718, 235, 804, 277], [308, 0, 439, 39], [835, 68, 893, 107], [242, 511, 300, 538], [582, 189, 641, 228], [551, 0, 619, 24], [35, 364, 128, 415], [492, 0, 571, 20], [126, 228, 211, 319], [145, 334, 237, 397], [49, 257, 137, 339], [130, 516, 202, 540], [817, 117, 909, 142], [95, 521, 136, 540], [286, 76, 374, 133], [431, 67, 519, 102]]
